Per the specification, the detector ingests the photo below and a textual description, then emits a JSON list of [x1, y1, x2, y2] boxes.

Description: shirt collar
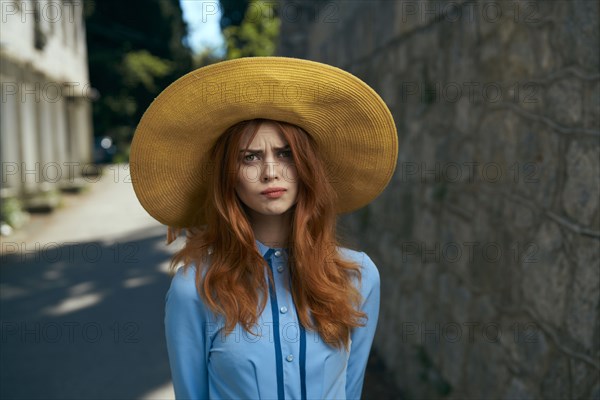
[[255, 238, 287, 258]]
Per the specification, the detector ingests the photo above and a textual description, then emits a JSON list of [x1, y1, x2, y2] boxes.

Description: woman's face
[[235, 122, 298, 219]]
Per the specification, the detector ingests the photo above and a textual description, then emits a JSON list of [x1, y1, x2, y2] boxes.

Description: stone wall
[[277, 1, 599, 398]]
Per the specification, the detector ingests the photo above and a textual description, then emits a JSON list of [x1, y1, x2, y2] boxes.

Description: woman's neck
[[249, 210, 293, 248]]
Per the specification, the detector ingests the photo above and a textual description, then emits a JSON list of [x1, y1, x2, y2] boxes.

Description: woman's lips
[[261, 188, 286, 199]]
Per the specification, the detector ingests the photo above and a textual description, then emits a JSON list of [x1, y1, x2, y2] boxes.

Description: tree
[[219, 0, 250, 29], [85, 0, 193, 160], [221, 0, 280, 59]]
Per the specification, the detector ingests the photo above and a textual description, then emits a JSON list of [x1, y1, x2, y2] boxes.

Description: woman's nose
[[261, 152, 279, 181]]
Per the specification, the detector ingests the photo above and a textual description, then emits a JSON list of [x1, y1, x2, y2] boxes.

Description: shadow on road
[[1, 224, 176, 399]]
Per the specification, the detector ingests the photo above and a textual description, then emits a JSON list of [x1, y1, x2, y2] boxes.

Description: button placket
[[274, 252, 290, 319], [274, 247, 308, 400], [263, 248, 284, 399], [271, 248, 301, 388]]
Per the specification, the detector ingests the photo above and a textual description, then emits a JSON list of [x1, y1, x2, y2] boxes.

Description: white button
[[280, 306, 288, 314], [274, 250, 282, 257], [277, 265, 284, 273], [286, 354, 294, 362]]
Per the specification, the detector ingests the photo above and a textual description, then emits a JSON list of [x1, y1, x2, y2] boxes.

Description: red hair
[[167, 119, 366, 350]]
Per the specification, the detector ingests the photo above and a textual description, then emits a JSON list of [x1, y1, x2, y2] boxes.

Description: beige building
[[0, 0, 94, 215]]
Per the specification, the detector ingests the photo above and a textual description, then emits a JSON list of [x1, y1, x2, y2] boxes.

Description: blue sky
[[180, 0, 226, 55]]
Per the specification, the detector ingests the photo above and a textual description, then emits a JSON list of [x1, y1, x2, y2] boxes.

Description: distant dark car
[[93, 136, 117, 164]]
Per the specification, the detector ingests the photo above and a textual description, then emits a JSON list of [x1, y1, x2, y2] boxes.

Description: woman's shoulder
[[337, 246, 380, 291], [166, 263, 204, 305]]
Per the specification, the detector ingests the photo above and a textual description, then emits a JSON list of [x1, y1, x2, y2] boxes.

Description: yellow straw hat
[[130, 56, 398, 227]]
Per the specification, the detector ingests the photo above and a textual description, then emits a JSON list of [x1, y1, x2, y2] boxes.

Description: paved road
[[0, 164, 400, 400], [1, 164, 176, 399]]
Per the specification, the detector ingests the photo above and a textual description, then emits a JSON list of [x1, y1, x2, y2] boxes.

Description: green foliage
[[223, 0, 280, 59], [220, 0, 250, 28], [122, 50, 174, 92], [1, 197, 29, 229], [85, 0, 193, 160], [104, 95, 137, 118], [193, 47, 226, 69]]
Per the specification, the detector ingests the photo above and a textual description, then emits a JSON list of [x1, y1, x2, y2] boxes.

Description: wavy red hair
[[166, 119, 366, 350]]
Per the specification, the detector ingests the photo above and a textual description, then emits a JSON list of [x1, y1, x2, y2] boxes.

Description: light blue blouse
[[164, 239, 380, 400]]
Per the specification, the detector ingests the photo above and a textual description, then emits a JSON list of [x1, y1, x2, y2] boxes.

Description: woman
[[130, 57, 398, 400]]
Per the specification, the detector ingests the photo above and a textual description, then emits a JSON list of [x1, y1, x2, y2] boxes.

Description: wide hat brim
[[130, 56, 398, 227]]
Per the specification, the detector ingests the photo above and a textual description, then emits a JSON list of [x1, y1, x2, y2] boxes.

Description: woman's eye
[[243, 154, 258, 162], [279, 150, 292, 158]]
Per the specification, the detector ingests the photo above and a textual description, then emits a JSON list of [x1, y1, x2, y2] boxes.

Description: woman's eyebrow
[[239, 145, 291, 153]]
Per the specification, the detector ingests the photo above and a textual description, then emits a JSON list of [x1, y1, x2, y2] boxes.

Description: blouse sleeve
[[165, 265, 210, 400], [345, 252, 381, 400]]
